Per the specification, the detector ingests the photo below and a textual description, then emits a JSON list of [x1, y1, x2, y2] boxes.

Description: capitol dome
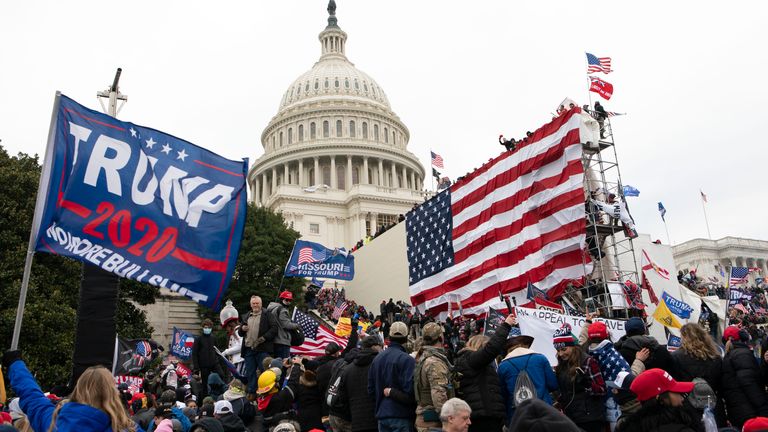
[[248, 1, 426, 250]]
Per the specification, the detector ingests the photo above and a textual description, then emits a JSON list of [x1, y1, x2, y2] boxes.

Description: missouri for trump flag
[[407, 109, 589, 316]]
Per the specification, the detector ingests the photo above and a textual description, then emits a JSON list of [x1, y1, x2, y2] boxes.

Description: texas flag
[[589, 77, 614, 100]]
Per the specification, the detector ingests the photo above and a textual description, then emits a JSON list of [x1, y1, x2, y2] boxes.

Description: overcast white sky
[[1, 1, 766, 244]]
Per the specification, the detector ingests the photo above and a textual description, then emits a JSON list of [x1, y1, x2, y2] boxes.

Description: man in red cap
[[614, 368, 699, 432], [744, 417, 768, 432], [267, 291, 301, 360]]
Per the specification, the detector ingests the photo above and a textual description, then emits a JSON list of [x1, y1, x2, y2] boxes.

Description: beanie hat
[[552, 324, 578, 349], [587, 321, 608, 340], [625, 317, 645, 336], [722, 325, 747, 343]]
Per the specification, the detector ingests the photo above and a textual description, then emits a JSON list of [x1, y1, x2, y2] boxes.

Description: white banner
[[515, 307, 626, 366]]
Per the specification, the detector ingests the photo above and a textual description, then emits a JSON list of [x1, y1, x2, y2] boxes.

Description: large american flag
[[730, 267, 750, 287], [291, 308, 348, 357], [407, 109, 588, 316], [431, 151, 445, 169], [586, 53, 612, 74], [298, 247, 326, 265]]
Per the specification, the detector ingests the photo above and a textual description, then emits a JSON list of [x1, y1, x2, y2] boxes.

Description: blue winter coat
[[9, 360, 145, 432], [367, 342, 416, 420], [497, 348, 558, 422]]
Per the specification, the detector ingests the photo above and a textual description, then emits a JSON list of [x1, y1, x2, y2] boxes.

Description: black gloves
[[3, 350, 22, 370]]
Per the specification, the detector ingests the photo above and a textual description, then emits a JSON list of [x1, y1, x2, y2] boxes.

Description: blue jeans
[[243, 348, 268, 394], [378, 418, 413, 432], [274, 344, 291, 360]]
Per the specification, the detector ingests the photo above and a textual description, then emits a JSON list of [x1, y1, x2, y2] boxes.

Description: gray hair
[[439, 398, 471, 422]]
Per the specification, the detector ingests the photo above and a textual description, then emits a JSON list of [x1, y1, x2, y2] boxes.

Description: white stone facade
[[248, 11, 426, 249], [672, 237, 768, 283]]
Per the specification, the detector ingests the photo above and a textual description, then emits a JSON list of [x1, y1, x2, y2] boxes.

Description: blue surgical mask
[[203, 328, 212, 335]]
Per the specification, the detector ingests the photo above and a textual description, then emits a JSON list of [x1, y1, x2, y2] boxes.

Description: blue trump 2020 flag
[[622, 185, 640, 197], [285, 240, 354, 280], [33, 94, 248, 309], [661, 291, 694, 319]]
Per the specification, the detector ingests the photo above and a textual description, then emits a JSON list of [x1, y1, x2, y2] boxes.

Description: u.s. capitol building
[[247, 2, 426, 249]]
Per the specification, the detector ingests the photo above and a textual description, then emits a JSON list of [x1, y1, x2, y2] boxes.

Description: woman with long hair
[[552, 324, 606, 432], [454, 314, 514, 432], [4, 350, 140, 432], [670, 323, 725, 426]]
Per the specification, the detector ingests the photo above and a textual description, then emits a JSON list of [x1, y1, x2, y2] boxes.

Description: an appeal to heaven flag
[[34, 95, 248, 309]]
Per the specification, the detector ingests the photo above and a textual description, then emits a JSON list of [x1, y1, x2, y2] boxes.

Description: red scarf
[[257, 393, 275, 411]]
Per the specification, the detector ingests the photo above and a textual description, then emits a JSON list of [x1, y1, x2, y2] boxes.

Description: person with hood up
[[614, 317, 674, 372], [256, 357, 303, 429], [454, 313, 514, 432], [4, 349, 143, 432], [721, 325, 768, 429], [616, 368, 699, 432], [340, 336, 382, 432], [497, 327, 558, 423], [207, 373, 227, 402], [508, 398, 582, 432], [294, 359, 324, 432], [552, 324, 607, 432], [213, 400, 246, 432], [266, 291, 301, 360]]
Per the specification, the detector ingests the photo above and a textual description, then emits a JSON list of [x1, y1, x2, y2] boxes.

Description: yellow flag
[[336, 317, 352, 337], [0, 366, 6, 405], [653, 299, 682, 329], [358, 321, 370, 333]]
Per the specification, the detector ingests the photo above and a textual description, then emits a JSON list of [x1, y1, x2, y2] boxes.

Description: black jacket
[[260, 364, 301, 428], [721, 341, 768, 428], [614, 334, 674, 372], [454, 322, 509, 420], [556, 353, 605, 426], [342, 348, 379, 432], [295, 375, 324, 432], [238, 310, 278, 354], [193, 334, 219, 370], [218, 412, 247, 432], [317, 329, 358, 417], [670, 349, 726, 426], [616, 404, 698, 432]]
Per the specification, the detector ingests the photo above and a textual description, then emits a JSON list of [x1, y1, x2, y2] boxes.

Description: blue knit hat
[[625, 317, 646, 336], [552, 323, 578, 349]]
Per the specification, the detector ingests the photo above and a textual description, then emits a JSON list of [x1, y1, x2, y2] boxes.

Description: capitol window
[[314, 80, 319, 90], [352, 167, 360, 184], [305, 82, 309, 92], [335, 79, 339, 88], [364, 82, 368, 92], [288, 128, 293, 145], [345, 79, 350, 88], [322, 166, 331, 185], [374, 124, 379, 141], [392, 131, 396, 145], [323, 121, 330, 138], [279, 131, 284, 146], [299, 124, 304, 141], [336, 120, 342, 137], [325, 79, 329, 89], [362, 122, 368, 139], [384, 127, 389, 143], [354, 79, 359, 90], [349, 121, 356, 137], [310, 122, 317, 139], [309, 223, 320, 234]]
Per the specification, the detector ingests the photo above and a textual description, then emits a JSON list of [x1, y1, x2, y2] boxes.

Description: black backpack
[[325, 359, 350, 412]]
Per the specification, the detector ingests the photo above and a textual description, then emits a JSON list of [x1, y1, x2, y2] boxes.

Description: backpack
[[325, 359, 350, 411], [289, 327, 304, 347], [506, 355, 536, 406], [231, 397, 258, 426]]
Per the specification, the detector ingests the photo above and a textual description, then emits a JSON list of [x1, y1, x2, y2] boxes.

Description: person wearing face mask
[[194, 318, 226, 400], [267, 291, 301, 360]]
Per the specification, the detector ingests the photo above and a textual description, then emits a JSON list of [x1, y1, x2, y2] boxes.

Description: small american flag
[[291, 308, 348, 357], [298, 247, 326, 265], [606, 112, 625, 117], [730, 267, 749, 287], [586, 52, 612, 74], [431, 151, 444, 169], [332, 300, 349, 320]]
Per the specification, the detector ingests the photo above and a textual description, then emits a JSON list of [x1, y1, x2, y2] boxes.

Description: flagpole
[[663, 219, 672, 246], [429, 150, 435, 192], [11, 91, 61, 350], [584, 52, 593, 108], [701, 191, 712, 240]]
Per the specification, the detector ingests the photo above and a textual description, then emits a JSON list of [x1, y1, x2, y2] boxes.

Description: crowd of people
[[7, 286, 768, 432]]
